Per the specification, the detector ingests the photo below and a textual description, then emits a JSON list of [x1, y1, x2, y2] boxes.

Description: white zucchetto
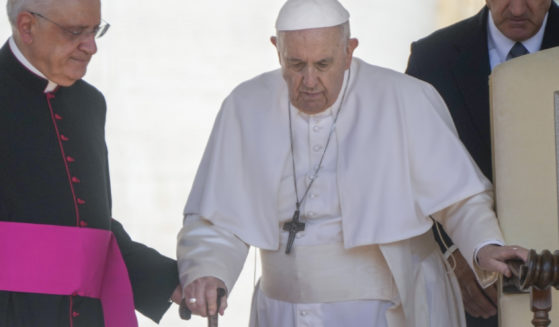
[[275, 0, 350, 31]]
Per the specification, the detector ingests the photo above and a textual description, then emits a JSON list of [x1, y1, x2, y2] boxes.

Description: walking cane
[[208, 288, 227, 327], [179, 287, 227, 326]]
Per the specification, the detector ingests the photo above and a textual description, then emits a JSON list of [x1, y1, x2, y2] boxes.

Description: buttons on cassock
[[46, 95, 87, 228]]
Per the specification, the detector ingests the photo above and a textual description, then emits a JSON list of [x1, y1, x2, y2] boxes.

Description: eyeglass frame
[[27, 11, 110, 41]]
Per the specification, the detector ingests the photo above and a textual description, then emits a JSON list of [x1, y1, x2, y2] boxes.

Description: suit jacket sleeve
[[111, 218, 179, 323]]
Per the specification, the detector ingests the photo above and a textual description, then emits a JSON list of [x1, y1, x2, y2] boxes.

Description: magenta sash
[[0, 221, 138, 327]]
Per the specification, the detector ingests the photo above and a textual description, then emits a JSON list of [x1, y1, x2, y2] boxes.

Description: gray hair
[[276, 21, 351, 49], [6, 0, 50, 26], [339, 21, 351, 43]]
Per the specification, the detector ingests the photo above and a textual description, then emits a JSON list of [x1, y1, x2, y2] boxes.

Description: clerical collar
[[9, 37, 58, 93], [487, 11, 548, 70]]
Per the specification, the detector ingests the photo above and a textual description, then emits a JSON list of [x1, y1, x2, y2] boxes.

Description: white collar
[[9, 37, 58, 93]]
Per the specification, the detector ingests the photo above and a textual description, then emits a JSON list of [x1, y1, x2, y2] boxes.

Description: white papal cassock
[[177, 58, 504, 327]]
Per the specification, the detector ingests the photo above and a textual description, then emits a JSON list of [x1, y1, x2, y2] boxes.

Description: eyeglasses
[[28, 11, 110, 41]]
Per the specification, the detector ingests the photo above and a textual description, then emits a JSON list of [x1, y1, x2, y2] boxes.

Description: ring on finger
[[188, 297, 197, 304]]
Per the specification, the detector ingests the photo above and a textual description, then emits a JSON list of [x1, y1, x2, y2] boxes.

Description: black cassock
[[0, 41, 178, 327]]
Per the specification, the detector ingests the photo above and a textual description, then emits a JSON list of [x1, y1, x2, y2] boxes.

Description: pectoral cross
[[283, 209, 305, 254]]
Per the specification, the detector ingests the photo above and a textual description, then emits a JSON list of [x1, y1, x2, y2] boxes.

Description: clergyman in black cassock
[[0, 0, 180, 326]]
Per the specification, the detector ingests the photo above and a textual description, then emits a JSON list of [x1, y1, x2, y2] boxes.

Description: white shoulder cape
[[184, 58, 491, 250]]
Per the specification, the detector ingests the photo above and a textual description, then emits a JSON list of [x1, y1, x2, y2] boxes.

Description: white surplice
[[177, 58, 504, 326]]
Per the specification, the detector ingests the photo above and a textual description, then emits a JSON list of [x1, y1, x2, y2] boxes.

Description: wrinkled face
[[272, 25, 357, 115], [486, 0, 551, 41], [21, 0, 101, 86]]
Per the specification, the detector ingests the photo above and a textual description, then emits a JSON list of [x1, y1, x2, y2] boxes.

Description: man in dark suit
[[406, 1, 559, 326]]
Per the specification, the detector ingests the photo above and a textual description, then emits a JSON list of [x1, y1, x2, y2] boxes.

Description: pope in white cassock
[[177, 0, 527, 326]]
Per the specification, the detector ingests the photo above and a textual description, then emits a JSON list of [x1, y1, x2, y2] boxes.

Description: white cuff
[[177, 215, 249, 293]]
